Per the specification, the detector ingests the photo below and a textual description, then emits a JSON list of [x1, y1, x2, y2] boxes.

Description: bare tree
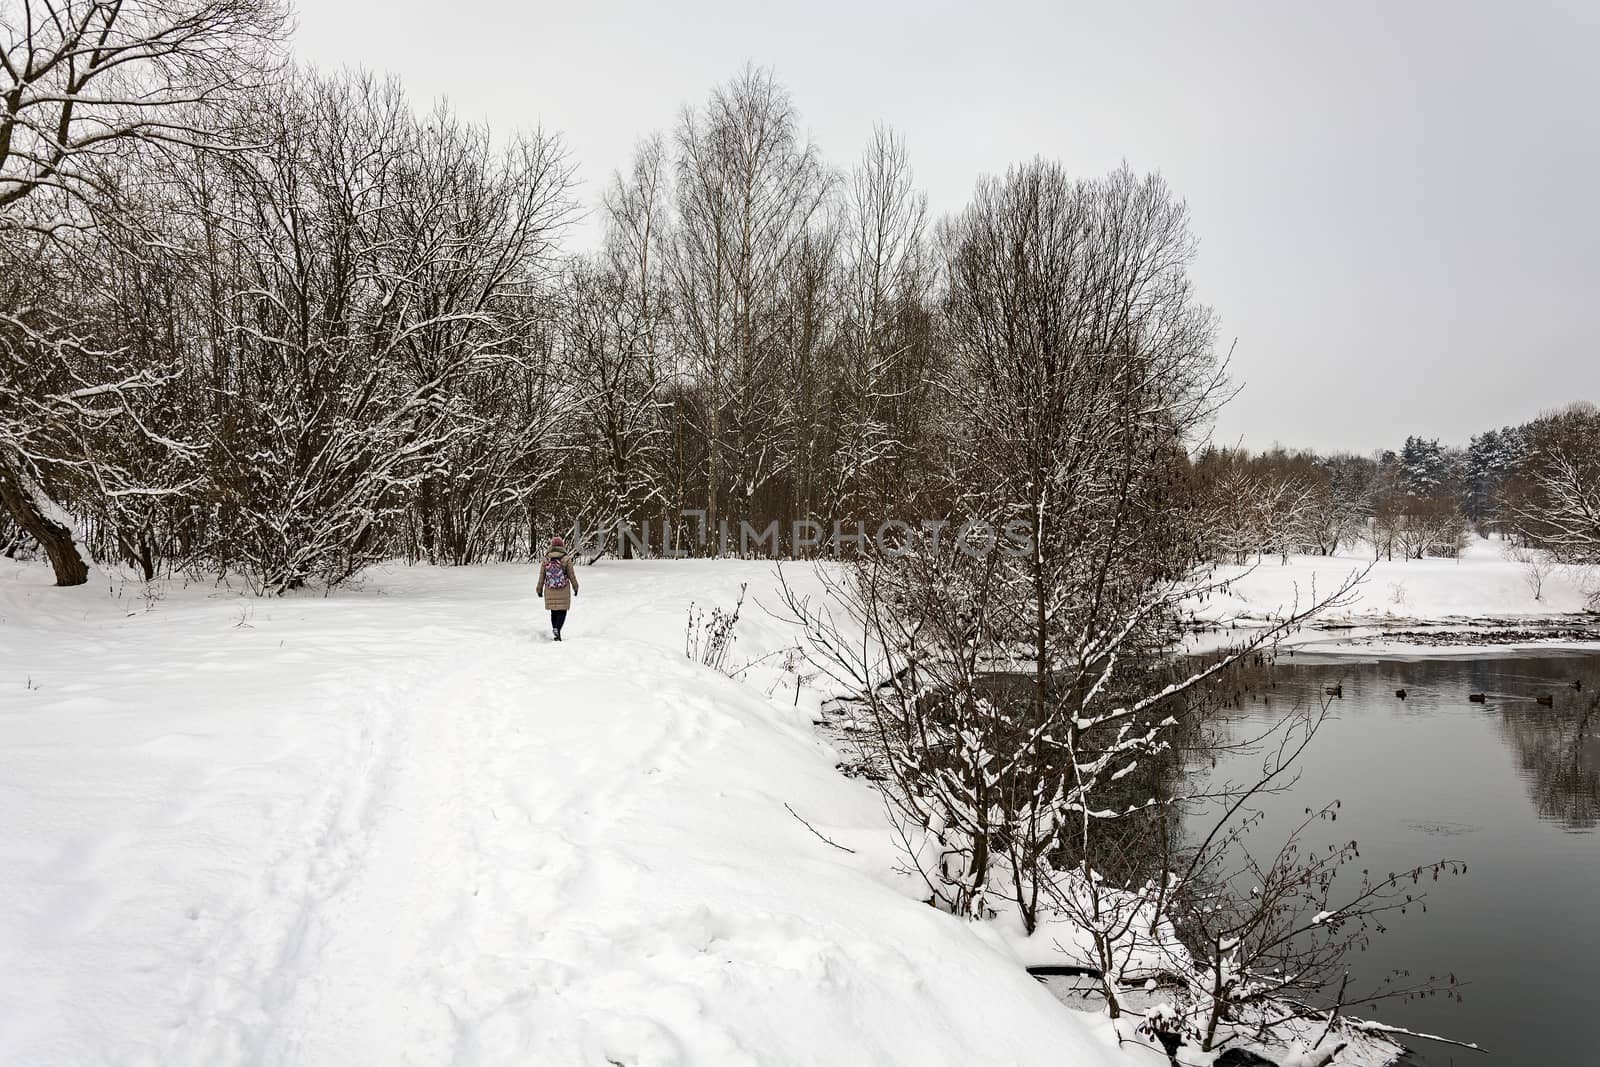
[[827, 124, 931, 518], [385, 104, 578, 565], [1394, 495, 1466, 560], [1504, 541, 1556, 601], [1196, 448, 1346, 564], [1509, 404, 1600, 565], [667, 66, 830, 541], [192, 71, 575, 590], [1312, 454, 1375, 556], [603, 134, 669, 383], [779, 162, 1369, 948], [560, 255, 667, 556], [0, 0, 285, 215], [941, 159, 1227, 753], [1197, 456, 1267, 565], [1, 0, 285, 585]]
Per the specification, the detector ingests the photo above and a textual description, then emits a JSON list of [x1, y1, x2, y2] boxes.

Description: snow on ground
[[8, 539, 1583, 1064], [0, 558, 1134, 1067], [1199, 537, 1598, 653]]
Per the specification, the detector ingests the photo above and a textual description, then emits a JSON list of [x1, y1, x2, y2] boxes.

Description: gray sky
[[293, 0, 1599, 456]]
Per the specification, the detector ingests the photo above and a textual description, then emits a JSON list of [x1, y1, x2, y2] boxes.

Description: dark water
[[1196, 650, 1600, 1066]]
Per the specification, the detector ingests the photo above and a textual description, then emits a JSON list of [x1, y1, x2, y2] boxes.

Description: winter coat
[[536, 548, 579, 611]]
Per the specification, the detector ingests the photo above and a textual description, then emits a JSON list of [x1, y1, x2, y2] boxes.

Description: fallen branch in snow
[[784, 802, 856, 854], [1350, 1019, 1487, 1054]]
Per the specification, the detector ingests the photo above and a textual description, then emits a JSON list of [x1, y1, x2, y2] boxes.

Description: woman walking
[[536, 536, 579, 641]]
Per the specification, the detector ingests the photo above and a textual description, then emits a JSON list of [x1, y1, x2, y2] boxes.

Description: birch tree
[[830, 124, 932, 518], [668, 66, 829, 540]]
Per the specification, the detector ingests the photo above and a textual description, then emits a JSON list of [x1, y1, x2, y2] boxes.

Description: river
[[1196, 648, 1600, 1065]]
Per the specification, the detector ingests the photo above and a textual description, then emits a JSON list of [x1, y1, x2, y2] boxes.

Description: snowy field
[[0, 558, 1133, 1067], [1201, 537, 1598, 652]]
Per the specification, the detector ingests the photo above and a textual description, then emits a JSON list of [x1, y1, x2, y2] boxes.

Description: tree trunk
[[117, 530, 156, 582], [0, 460, 90, 586]]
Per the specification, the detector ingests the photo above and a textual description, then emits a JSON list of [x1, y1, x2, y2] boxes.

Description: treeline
[[1190, 405, 1600, 563], [6, 2, 1595, 595], [2, 0, 1220, 591]]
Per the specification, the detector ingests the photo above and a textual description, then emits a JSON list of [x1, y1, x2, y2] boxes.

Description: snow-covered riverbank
[[1199, 537, 1600, 654], [1, 557, 1138, 1067]]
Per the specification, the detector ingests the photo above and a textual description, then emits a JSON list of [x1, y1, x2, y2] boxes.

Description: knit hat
[[550, 536, 564, 547]]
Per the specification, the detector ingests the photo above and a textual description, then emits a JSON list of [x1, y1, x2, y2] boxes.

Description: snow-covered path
[[1, 561, 1122, 1066]]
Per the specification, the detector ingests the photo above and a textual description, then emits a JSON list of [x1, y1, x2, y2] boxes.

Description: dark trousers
[[550, 609, 567, 633]]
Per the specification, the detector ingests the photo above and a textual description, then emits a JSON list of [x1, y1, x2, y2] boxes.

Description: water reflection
[[1280, 651, 1600, 832], [1199, 649, 1600, 1066], [1498, 692, 1600, 830], [1013, 650, 1599, 1063]]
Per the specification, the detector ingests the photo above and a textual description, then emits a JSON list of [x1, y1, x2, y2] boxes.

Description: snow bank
[[0, 558, 1132, 1066], [1200, 536, 1597, 631]]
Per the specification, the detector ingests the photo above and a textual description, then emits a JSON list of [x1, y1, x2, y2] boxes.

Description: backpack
[[543, 556, 569, 589]]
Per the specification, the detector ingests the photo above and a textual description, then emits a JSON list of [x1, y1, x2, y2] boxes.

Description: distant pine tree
[[1399, 435, 1450, 495], [1464, 427, 1525, 523]]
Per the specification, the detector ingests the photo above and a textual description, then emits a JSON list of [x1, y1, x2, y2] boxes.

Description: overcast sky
[[293, 0, 1599, 455]]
